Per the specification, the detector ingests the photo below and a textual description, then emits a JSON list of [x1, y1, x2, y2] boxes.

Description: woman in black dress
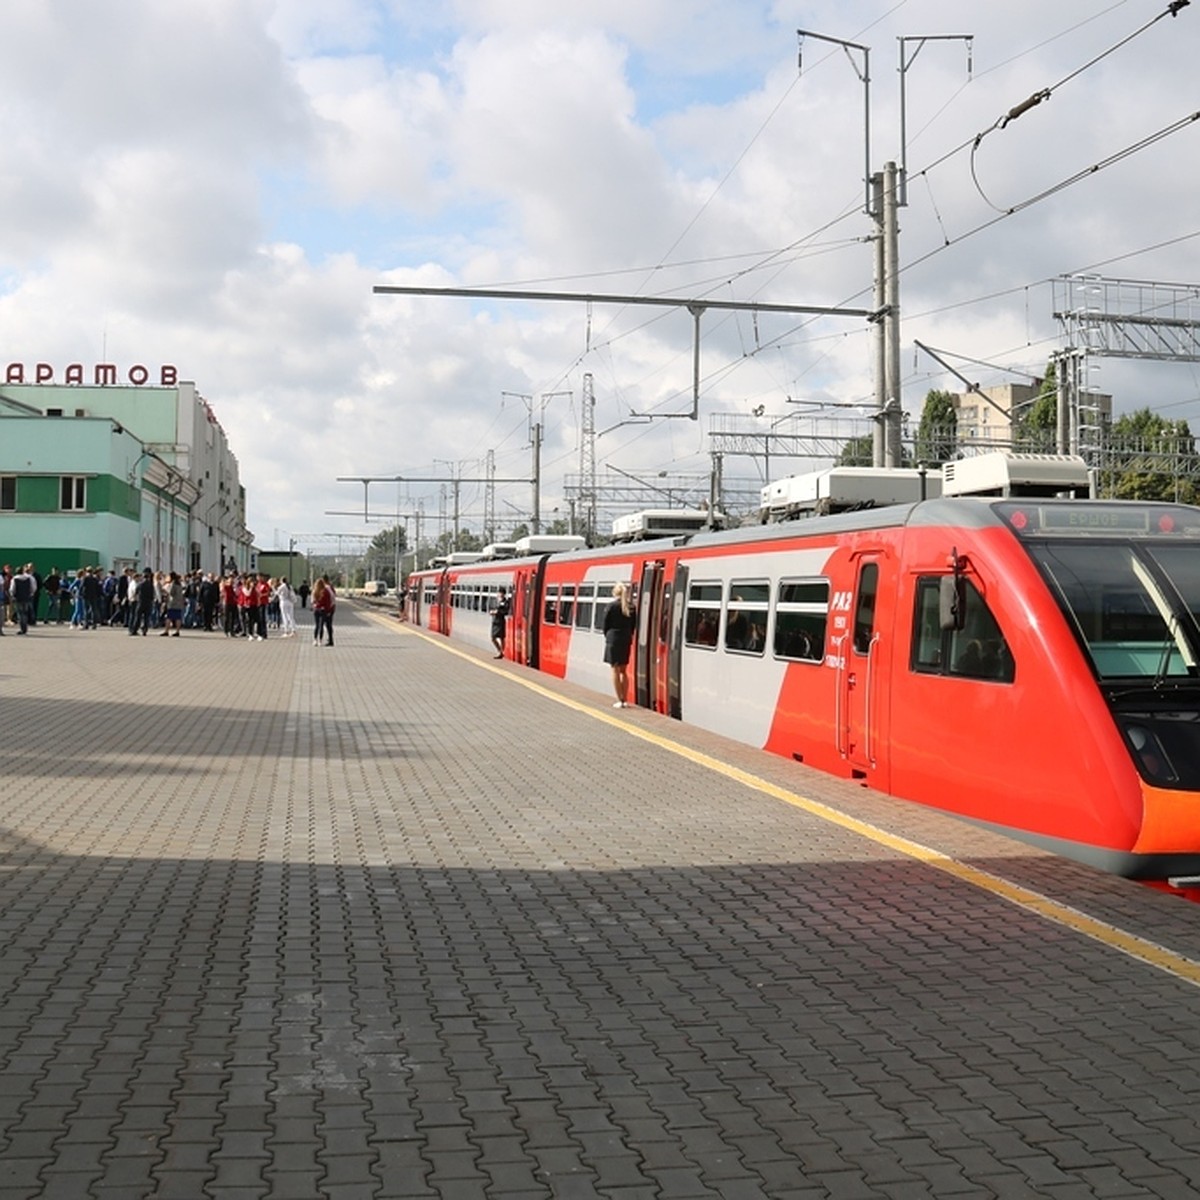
[[491, 589, 511, 658], [602, 582, 636, 708]]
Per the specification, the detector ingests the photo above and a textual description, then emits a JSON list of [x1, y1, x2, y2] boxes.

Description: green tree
[[1102, 408, 1200, 503], [432, 528, 485, 556], [837, 434, 874, 467], [1013, 363, 1058, 452], [915, 389, 957, 465], [365, 524, 408, 586]]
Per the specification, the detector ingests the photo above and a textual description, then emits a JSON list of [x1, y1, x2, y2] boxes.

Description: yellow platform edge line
[[378, 615, 1200, 988]]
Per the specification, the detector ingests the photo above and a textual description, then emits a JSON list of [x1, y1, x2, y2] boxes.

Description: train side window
[[774, 579, 828, 662], [575, 583, 595, 629], [684, 581, 722, 648], [912, 577, 1014, 683], [658, 582, 673, 643], [852, 563, 879, 654], [726, 579, 768, 655], [544, 584, 559, 625], [592, 581, 615, 631], [559, 584, 576, 626]]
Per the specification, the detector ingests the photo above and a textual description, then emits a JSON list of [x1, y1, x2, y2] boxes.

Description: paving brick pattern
[[2, 607, 1200, 1197]]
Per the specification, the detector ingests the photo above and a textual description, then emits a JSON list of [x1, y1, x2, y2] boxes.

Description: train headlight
[[1122, 722, 1178, 784]]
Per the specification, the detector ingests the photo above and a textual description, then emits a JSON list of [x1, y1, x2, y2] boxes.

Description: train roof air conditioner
[[942, 452, 1092, 499]]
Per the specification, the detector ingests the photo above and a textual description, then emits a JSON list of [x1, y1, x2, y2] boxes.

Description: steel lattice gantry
[[1054, 276, 1200, 362]]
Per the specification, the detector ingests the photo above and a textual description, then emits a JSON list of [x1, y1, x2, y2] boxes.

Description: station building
[[0, 361, 253, 576]]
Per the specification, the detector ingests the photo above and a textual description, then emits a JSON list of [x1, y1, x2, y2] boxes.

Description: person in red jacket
[[239, 574, 260, 641], [311, 576, 336, 646], [220, 574, 239, 637], [254, 573, 272, 640]]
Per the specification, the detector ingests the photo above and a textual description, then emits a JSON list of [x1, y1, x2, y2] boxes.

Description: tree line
[[838, 361, 1200, 504]]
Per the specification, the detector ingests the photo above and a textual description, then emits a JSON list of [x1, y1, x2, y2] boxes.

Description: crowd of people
[[0, 563, 337, 644]]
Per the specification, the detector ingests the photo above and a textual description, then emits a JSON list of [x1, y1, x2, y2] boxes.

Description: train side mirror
[[940, 575, 966, 631]]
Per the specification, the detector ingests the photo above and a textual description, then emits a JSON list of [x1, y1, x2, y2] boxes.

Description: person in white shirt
[[276, 579, 297, 637]]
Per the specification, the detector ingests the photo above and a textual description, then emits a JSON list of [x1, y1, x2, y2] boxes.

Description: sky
[[1, 0, 1198, 553]]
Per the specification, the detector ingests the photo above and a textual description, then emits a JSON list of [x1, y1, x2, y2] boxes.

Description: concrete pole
[[531, 422, 542, 535], [1055, 355, 1069, 454], [872, 171, 886, 469], [883, 161, 904, 469]]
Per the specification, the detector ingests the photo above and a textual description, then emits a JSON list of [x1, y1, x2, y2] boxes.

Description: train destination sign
[[1001, 502, 1200, 537], [4, 362, 179, 387]]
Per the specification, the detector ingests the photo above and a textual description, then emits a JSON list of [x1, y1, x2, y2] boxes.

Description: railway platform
[[2, 601, 1200, 1198]]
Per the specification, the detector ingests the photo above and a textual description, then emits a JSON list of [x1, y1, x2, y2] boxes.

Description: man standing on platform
[[130, 569, 156, 636], [10, 564, 36, 634]]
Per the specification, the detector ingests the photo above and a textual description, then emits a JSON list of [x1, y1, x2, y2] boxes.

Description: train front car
[[879, 498, 1200, 879], [989, 499, 1200, 877]]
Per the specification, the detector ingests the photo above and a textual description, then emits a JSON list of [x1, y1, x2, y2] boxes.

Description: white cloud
[[0, 0, 1197, 548]]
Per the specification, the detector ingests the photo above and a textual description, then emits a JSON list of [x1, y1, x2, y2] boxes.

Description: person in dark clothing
[[199, 573, 220, 631], [602, 582, 636, 708], [490, 589, 511, 658], [297, 580, 311, 609], [10, 565, 36, 634], [81, 567, 103, 629], [44, 569, 61, 623], [28, 567, 41, 625], [130, 569, 156, 636]]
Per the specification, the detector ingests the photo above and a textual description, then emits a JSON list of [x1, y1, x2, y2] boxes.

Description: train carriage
[[406, 495, 1200, 880]]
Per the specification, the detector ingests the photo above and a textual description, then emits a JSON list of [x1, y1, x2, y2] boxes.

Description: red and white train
[[405, 490, 1200, 881]]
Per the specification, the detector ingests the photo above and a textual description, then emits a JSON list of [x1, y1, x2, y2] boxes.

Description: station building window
[[60, 475, 86, 511], [0, 476, 15, 511]]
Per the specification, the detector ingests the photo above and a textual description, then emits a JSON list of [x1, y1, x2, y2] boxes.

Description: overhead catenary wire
[[907, 0, 1190, 196], [448, 1, 1198, 505]]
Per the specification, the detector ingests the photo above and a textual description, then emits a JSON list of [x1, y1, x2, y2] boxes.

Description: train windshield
[[1023, 541, 1200, 682]]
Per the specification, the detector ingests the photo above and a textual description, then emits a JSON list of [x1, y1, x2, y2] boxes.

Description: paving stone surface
[[2, 604, 1200, 1198]]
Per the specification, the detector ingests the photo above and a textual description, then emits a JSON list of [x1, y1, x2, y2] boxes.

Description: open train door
[[839, 553, 892, 784], [634, 560, 665, 709], [433, 569, 451, 635], [509, 558, 547, 668], [666, 563, 687, 720]]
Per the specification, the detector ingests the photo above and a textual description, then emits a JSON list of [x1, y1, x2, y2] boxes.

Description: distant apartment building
[[951, 381, 1112, 448], [0, 360, 253, 574]]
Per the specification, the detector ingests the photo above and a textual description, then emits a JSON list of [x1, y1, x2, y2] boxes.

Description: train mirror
[[940, 575, 966, 631]]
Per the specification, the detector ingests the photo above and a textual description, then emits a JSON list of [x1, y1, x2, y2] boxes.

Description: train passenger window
[[726, 580, 768, 655], [684, 581, 722, 648], [575, 583, 595, 629], [544, 584, 559, 625], [774, 579, 828, 662], [659, 583, 673, 643], [559, 585, 576, 626], [853, 564, 879, 654], [592, 582, 615, 631], [912, 577, 1014, 683]]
